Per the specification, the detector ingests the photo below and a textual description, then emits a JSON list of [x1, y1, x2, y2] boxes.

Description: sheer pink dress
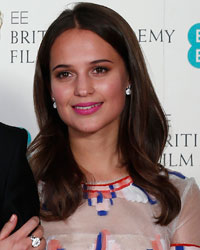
[[40, 172, 200, 250]]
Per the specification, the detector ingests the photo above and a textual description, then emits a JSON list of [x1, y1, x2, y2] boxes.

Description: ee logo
[[188, 23, 200, 68]]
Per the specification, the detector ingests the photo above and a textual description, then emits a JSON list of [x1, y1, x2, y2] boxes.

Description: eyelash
[[56, 71, 72, 79], [55, 66, 109, 79], [93, 66, 109, 74]]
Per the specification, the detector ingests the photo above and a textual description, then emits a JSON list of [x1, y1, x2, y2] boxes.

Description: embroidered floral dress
[[40, 172, 200, 250]]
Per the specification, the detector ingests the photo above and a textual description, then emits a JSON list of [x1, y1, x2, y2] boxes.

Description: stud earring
[[125, 85, 132, 95], [52, 97, 57, 109]]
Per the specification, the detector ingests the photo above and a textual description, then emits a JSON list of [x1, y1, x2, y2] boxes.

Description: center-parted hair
[[28, 2, 181, 225]]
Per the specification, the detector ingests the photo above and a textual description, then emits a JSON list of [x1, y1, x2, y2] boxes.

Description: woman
[[28, 2, 200, 249]]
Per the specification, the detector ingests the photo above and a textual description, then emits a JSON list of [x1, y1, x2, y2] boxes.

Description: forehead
[[50, 28, 123, 64]]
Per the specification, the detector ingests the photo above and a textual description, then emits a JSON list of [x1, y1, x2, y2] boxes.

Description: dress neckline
[[84, 175, 131, 186], [82, 176, 133, 194], [82, 175, 153, 216]]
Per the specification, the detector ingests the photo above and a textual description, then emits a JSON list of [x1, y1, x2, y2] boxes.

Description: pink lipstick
[[72, 102, 103, 115]]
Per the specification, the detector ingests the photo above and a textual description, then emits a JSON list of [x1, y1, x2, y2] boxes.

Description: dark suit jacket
[[0, 122, 40, 232]]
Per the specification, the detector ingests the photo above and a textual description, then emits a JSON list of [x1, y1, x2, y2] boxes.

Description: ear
[[126, 82, 132, 88], [126, 76, 131, 88]]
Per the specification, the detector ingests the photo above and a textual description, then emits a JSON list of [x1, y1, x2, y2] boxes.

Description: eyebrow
[[52, 59, 113, 71]]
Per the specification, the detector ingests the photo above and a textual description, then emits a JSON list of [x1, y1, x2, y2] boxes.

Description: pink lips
[[73, 102, 103, 115], [72, 102, 103, 115]]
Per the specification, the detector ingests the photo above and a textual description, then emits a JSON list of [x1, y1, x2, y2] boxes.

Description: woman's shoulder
[[168, 170, 200, 200], [167, 171, 200, 243]]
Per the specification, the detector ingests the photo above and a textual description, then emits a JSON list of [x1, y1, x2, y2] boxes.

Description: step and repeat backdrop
[[0, 0, 200, 183]]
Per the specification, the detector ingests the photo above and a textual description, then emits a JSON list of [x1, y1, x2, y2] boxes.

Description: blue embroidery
[[97, 192, 103, 203], [168, 171, 186, 179], [132, 183, 157, 205], [96, 232, 102, 250], [175, 246, 184, 250], [98, 210, 108, 216], [111, 192, 117, 198], [88, 198, 92, 206]]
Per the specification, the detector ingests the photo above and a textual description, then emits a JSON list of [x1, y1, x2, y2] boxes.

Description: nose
[[74, 75, 95, 97]]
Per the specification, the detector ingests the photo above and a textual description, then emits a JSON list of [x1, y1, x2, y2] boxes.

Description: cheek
[[112, 85, 126, 110], [51, 87, 72, 124], [101, 78, 126, 101], [51, 84, 72, 104], [107, 77, 128, 113]]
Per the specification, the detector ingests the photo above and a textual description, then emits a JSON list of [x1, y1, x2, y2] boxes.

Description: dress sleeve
[[170, 177, 200, 247]]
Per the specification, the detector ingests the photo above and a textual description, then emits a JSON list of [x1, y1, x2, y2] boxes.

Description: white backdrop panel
[[0, 0, 199, 183]]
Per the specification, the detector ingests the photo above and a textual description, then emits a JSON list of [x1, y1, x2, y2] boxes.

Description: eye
[[56, 71, 72, 79], [93, 66, 108, 74]]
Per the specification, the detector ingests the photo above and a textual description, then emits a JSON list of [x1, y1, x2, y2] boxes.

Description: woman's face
[[50, 28, 129, 135]]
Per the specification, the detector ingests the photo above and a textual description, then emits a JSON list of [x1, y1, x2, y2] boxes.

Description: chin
[[68, 118, 119, 136], [78, 125, 102, 134], [69, 123, 106, 135]]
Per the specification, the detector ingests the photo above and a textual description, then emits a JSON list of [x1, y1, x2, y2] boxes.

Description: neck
[[69, 124, 128, 182]]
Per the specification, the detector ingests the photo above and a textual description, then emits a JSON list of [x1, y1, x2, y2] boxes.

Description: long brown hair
[[28, 2, 181, 225]]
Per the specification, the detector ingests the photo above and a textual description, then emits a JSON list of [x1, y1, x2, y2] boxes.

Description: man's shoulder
[[0, 122, 27, 139], [0, 122, 28, 171]]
